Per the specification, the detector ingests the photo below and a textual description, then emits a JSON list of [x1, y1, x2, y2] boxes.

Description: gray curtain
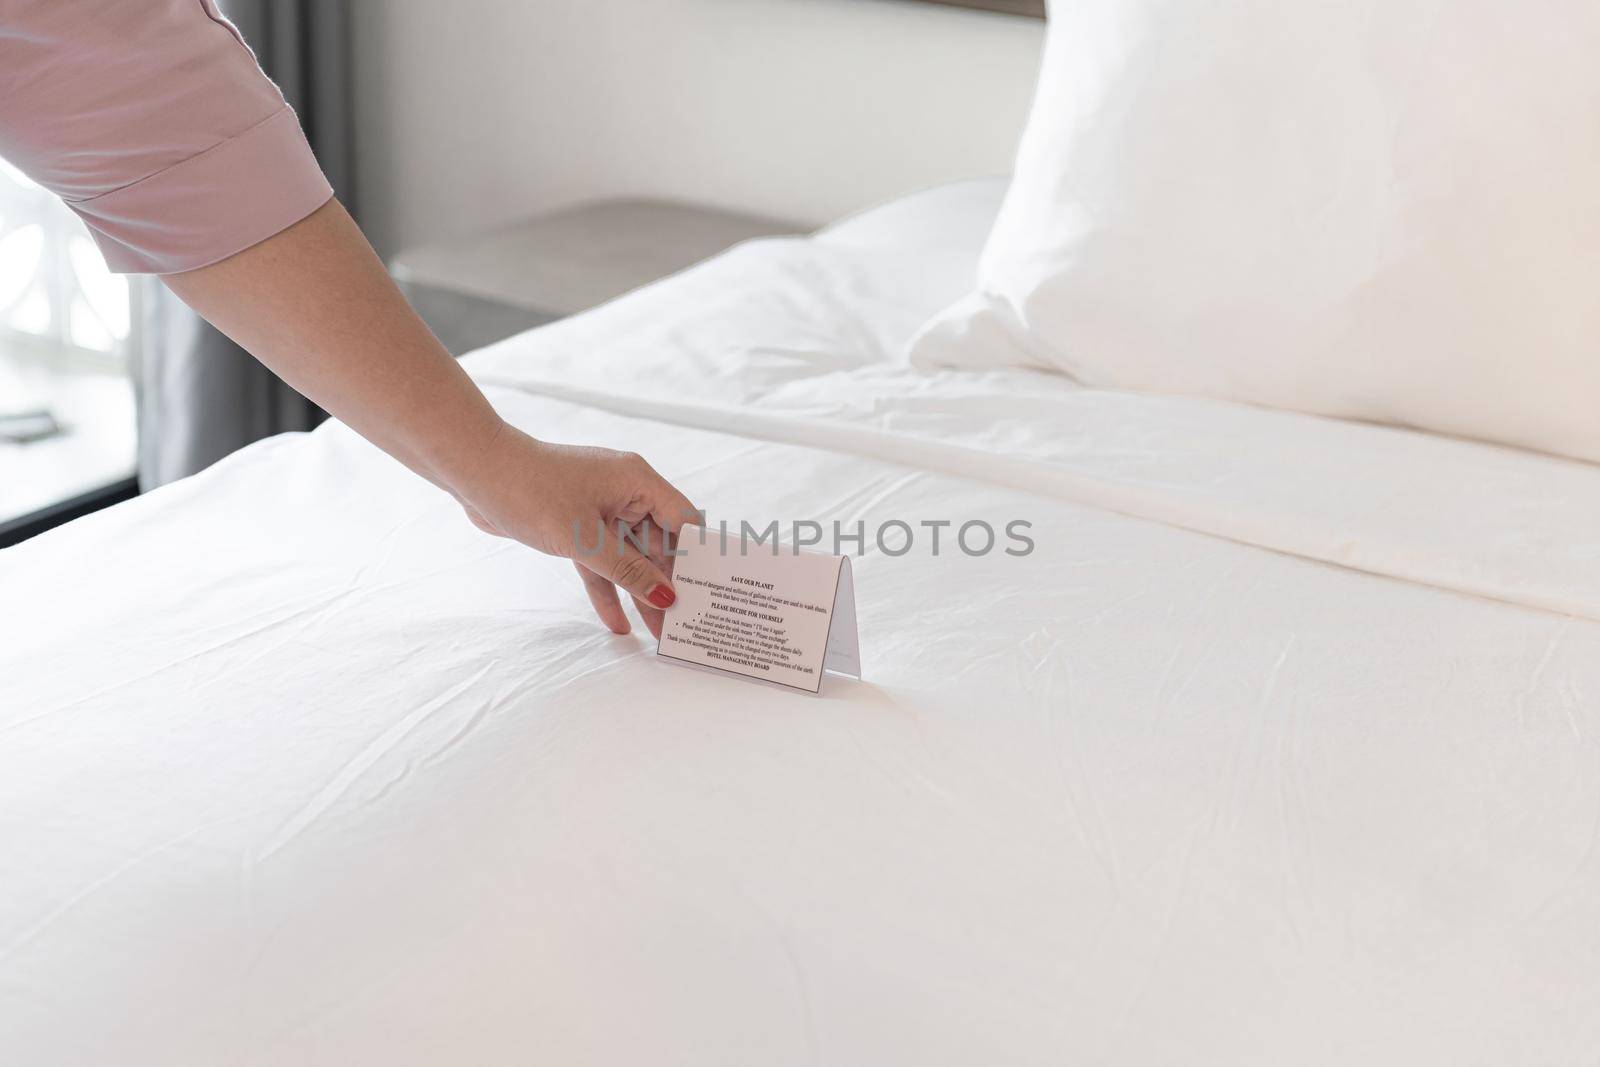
[[136, 0, 354, 490]]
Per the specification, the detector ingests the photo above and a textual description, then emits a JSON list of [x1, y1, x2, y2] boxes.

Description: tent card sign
[[656, 528, 860, 695]]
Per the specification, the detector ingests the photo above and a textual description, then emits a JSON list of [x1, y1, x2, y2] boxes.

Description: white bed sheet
[[3, 180, 1599, 1065]]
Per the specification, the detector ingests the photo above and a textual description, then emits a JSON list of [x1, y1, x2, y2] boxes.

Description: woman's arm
[[3, 1, 692, 633], [163, 198, 695, 637]]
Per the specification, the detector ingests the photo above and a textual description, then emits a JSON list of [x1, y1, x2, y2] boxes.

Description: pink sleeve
[[0, 0, 334, 275]]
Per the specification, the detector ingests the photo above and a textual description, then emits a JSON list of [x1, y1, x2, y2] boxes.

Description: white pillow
[[910, 0, 1600, 464]]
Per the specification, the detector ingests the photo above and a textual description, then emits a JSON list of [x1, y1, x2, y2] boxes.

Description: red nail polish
[[647, 583, 676, 609]]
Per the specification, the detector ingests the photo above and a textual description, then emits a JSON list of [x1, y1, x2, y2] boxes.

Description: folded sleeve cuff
[[68, 106, 335, 275]]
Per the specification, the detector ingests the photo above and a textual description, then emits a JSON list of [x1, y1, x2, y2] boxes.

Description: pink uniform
[[0, 0, 333, 274]]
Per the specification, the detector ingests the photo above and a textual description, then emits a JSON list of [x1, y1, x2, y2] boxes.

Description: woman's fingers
[[575, 562, 631, 635], [574, 549, 667, 639], [580, 538, 676, 616], [631, 593, 666, 640], [622, 516, 675, 640]]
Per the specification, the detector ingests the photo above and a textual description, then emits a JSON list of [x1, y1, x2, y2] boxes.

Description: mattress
[[3, 179, 1599, 1065]]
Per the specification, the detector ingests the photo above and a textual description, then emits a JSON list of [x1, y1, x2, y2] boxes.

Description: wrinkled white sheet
[[3, 180, 1599, 1065]]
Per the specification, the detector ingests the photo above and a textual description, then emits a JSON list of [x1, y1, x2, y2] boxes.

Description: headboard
[[910, 0, 1045, 17]]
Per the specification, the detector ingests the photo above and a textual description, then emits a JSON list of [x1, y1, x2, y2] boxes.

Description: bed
[[3, 179, 1598, 1064]]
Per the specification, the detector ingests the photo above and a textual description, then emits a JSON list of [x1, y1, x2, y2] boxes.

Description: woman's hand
[[455, 424, 699, 639]]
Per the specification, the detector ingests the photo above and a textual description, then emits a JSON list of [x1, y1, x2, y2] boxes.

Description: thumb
[[582, 540, 677, 610]]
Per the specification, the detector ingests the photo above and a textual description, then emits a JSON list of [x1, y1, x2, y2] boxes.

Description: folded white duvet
[[3, 180, 1598, 1065]]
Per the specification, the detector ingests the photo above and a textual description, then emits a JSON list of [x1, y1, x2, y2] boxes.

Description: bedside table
[[390, 199, 803, 355]]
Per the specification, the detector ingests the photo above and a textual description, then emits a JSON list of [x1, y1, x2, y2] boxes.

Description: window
[[0, 155, 140, 541]]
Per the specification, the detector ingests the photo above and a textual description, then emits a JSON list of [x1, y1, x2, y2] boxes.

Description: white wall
[[351, 0, 1044, 257]]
